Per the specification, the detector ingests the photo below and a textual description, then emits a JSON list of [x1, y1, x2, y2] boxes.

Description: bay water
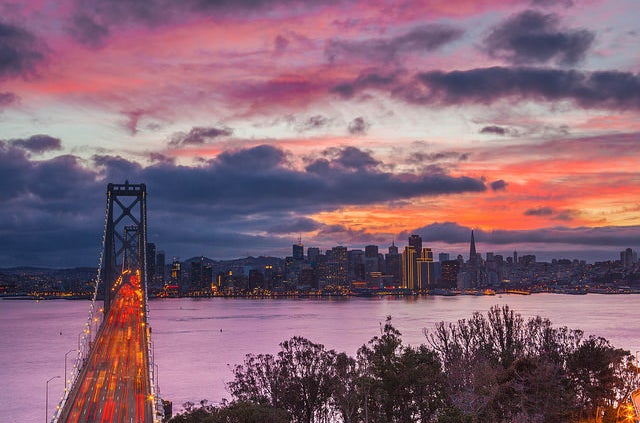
[[1, 294, 639, 422]]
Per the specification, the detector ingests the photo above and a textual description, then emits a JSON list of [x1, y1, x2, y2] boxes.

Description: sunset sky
[[1, 0, 639, 267]]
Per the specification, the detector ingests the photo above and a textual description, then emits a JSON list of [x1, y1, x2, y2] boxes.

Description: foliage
[[168, 400, 289, 423], [173, 305, 637, 423]]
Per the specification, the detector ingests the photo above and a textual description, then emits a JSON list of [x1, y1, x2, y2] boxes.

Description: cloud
[[480, 125, 507, 135], [334, 67, 640, 110], [0, 143, 488, 265], [409, 151, 469, 163], [67, 0, 343, 46], [331, 69, 401, 98], [524, 206, 554, 216], [68, 14, 110, 48], [8, 134, 62, 154], [415, 67, 640, 110], [0, 20, 46, 79], [296, 115, 330, 132], [490, 179, 507, 191], [411, 221, 640, 247], [169, 126, 233, 146], [531, 0, 574, 8], [484, 10, 594, 65], [0, 91, 17, 107], [266, 217, 321, 234], [274, 35, 289, 54], [326, 24, 463, 63], [347, 116, 370, 135]]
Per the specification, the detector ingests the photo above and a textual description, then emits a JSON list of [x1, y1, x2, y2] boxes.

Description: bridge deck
[[59, 271, 154, 423]]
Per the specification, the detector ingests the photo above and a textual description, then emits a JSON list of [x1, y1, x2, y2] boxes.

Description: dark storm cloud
[[0, 20, 46, 79], [416, 67, 640, 110], [169, 126, 233, 146], [524, 206, 554, 216], [490, 180, 507, 191], [9, 134, 62, 153], [335, 67, 640, 110], [411, 221, 640, 247], [480, 125, 507, 135], [347, 116, 370, 135], [0, 144, 488, 266], [266, 217, 321, 234], [484, 10, 594, 65], [326, 24, 463, 63], [68, 0, 344, 46]]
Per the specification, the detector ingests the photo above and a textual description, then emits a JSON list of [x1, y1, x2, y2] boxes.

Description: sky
[[1, 0, 639, 267]]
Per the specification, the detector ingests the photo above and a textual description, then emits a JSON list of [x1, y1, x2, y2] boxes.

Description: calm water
[[1, 294, 639, 422]]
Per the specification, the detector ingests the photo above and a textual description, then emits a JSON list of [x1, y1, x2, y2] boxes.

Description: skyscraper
[[402, 246, 417, 290], [385, 242, 401, 285], [293, 238, 304, 261], [408, 234, 422, 253], [469, 230, 477, 260], [156, 250, 165, 284]]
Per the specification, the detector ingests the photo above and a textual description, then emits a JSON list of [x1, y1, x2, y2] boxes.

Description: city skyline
[[1, 0, 639, 267]]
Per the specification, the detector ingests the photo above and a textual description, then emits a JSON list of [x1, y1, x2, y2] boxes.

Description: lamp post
[[64, 349, 76, 390], [155, 363, 159, 394], [45, 375, 60, 423]]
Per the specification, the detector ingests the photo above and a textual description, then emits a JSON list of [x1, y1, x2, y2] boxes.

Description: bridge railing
[[51, 194, 110, 423]]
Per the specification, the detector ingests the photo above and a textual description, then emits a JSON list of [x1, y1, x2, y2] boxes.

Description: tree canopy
[[170, 305, 639, 423]]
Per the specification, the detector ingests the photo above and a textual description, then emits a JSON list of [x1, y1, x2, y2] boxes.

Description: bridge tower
[[103, 182, 147, 312]]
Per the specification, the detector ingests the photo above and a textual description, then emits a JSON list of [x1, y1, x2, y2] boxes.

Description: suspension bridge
[[50, 182, 163, 423]]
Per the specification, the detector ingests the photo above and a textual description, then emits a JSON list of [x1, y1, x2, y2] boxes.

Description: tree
[[358, 316, 446, 422], [567, 336, 631, 421], [228, 336, 337, 423], [168, 400, 289, 423]]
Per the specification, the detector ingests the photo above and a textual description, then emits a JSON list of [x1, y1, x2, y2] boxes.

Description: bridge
[[50, 182, 163, 423]]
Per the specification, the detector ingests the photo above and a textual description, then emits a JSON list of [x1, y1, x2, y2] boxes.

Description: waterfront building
[[385, 242, 402, 285]]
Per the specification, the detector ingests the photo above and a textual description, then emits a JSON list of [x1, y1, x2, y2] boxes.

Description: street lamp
[[45, 375, 60, 423], [64, 349, 76, 390], [155, 363, 159, 393]]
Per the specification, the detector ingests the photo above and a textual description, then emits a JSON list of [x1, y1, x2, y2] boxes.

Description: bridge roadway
[[59, 270, 154, 423]]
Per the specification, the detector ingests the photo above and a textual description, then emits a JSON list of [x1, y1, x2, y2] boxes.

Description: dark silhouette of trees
[[170, 305, 638, 423]]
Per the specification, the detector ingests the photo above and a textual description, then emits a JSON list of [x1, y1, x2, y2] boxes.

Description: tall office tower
[[171, 257, 182, 292], [264, 264, 274, 290], [293, 238, 304, 261], [307, 247, 320, 265], [388, 241, 398, 256], [364, 245, 380, 283], [203, 264, 213, 290], [328, 246, 348, 286], [365, 245, 379, 258], [621, 248, 637, 268], [408, 234, 422, 254], [416, 247, 435, 290], [402, 246, 417, 290], [146, 243, 156, 284], [156, 250, 165, 284], [439, 253, 450, 262], [513, 251, 518, 264], [190, 257, 204, 291], [348, 249, 365, 282], [248, 269, 264, 290], [440, 260, 460, 288], [385, 242, 401, 284], [469, 230, 477, 260]]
